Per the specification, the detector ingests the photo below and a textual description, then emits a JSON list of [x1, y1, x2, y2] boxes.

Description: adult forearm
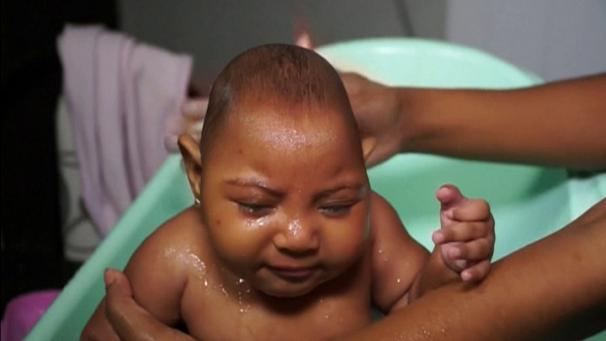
[[338, 199, 606, 341], [407, 248, 459, 304], [399, 74, 606, 170]]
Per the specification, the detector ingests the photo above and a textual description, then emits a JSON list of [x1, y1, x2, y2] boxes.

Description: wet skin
[[178, 103, 376, 339], [199, 103, 370, 297], [82, 102, 471, 340]]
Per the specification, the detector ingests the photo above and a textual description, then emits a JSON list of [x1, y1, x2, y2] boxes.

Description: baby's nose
[[273, 218, 320, 256]]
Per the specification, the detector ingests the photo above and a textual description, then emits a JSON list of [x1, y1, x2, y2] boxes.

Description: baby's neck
[[214, 256, 368, 315]]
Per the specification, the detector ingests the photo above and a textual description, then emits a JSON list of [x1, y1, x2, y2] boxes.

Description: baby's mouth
[[266, 265, 319, 282]]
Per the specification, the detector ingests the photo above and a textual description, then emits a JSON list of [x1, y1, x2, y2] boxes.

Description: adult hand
[[340, 72, 405, 166], [165, 98, 208, 153], [103, 268, 195, 341]]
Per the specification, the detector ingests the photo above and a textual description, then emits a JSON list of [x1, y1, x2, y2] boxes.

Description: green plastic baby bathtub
[[27, 38, 605, 340]]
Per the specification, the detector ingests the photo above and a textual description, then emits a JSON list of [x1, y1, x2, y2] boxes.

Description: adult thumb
[[104, 268, 132, 298]]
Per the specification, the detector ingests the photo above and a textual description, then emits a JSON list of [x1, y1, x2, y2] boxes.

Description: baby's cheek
[[323, 220, 368, 264], [208, 221, 267, 261]]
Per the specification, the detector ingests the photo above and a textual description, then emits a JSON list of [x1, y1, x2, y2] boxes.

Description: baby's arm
[[369, 191, 433, 313], [81, 216, 191, 340], [370, 186, 494, 313]]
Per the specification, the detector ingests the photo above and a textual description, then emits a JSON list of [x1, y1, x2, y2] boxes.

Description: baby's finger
[[452, 199, 492, 222], [461, 259, 491, 282], [435, 184, 465, 210], [448, 238, 493, 261], [433, 221, 487, 244]]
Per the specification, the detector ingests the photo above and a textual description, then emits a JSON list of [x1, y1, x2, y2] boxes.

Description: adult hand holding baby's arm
[[432, 185, 495, 282], [103, 269, 196, 341]]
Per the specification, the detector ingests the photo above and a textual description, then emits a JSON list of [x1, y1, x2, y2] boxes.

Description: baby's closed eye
[[319, 203, 353, 216], [235, 200, 276, 217]]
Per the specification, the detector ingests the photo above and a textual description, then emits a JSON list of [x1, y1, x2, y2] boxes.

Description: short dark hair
[[199, 44, 352, 160]]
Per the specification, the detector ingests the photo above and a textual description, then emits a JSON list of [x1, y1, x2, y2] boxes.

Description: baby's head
[[180, 44, 371, 298]]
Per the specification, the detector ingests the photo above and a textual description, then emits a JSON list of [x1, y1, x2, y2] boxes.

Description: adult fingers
[[182, 98, 208, 119]]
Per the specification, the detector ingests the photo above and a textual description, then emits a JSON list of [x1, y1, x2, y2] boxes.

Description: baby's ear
[[178, 134, 203, 200], [361, 136, 377, 162]]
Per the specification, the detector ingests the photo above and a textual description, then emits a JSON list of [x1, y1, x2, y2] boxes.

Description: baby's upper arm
[[123, 218, 192, 325], [81, 212, 194, 340], [369, 192, 429, 313]]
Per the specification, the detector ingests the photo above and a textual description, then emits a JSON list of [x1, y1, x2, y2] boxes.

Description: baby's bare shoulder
[[130, 207, 209, 270], [123, 207, 208, 324], [147, 207, 206, 247]]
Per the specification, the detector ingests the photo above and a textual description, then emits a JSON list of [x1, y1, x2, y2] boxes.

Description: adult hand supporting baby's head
[[165, 98, 208, 153], [103, 269, 195, 341], [340, 72, 405, 167]]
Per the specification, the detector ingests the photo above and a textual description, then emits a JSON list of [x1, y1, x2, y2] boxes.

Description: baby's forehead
[[215, 101, 355, 148], [229, 99, 353, 131]]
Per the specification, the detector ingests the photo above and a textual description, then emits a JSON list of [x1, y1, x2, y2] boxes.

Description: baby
[[83, 44, 494, 340]]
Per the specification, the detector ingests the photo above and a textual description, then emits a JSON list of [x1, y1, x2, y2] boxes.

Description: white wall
[[446, 0, 606, 81]]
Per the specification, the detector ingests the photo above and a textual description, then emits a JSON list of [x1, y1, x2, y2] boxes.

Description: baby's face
[[200, 102, 370, 298]]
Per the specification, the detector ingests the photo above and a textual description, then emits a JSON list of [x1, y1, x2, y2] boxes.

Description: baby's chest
[[180, 281, 372, 340]]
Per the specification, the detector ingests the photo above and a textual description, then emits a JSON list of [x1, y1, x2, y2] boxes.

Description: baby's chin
[[254, 274, 333, 299], [255, 279, 322, 298], [263, 288, 314, 298]]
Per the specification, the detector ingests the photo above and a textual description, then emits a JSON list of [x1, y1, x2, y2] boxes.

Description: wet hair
[[199, 44, 353, 160]]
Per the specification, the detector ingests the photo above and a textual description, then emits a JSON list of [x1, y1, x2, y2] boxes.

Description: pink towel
[[58, 25, 192, 235]]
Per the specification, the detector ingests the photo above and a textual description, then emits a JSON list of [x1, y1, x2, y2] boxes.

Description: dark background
[[1, 0, 117, 315]]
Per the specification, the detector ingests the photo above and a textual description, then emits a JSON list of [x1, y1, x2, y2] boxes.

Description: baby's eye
[[237, 202, 274, 217], [319, 203, 354, 217]]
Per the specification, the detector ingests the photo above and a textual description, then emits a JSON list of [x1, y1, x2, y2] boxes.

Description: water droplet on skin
[[378, 249, 384, 254], [189, 253, 206, 273], [165, 248, 209, 283], [288, 219, 302, 237], [396, 278, 401, 284], [236, 289, 251, 314], [324, 314, 329, 319], [238, 278, 245, 284], [246, 217, 269, 230]]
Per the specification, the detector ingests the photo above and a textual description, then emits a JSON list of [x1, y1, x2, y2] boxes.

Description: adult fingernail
[[104, 268, 116, 287]]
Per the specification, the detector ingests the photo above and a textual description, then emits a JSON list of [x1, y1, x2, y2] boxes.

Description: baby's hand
[[432, 184, 495, 282]]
